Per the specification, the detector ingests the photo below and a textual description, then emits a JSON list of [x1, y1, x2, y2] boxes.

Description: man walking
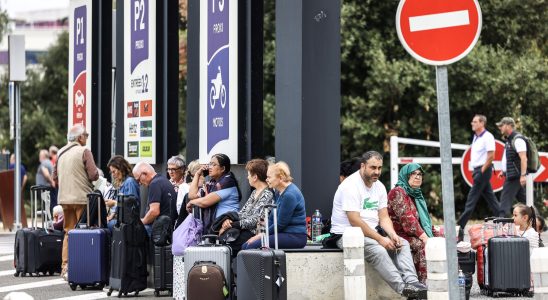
[[53, 124, 99, 280], [497, 117, 528, 216], [330, 151, 427, 298], [133, 162, 175, 237], [457, 115, 500, 241]]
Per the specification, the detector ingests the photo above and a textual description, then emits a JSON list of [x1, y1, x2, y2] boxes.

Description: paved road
[[0, 225, 545, 299]]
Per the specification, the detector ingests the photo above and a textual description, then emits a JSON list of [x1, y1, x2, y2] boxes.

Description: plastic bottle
[[311, 209, 323, 242], [458, 269, 466, 300]]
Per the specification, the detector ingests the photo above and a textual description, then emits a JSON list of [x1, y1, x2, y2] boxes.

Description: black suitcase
[[153, 244, 173, 297], [107, 196, 148, 297], [236, 204, 287, 300], [14, 185, 63, 277], [484, 218, 531, 297]]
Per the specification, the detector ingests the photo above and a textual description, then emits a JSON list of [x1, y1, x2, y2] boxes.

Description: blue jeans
[[242, 232, 307, 250]]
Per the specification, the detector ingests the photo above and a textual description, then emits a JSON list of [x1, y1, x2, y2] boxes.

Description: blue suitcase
[[68, 192, 110, 290]]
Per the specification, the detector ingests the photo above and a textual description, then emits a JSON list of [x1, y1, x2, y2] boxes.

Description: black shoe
[[402, 282, 427, 299], [458, 227, 464, 242]]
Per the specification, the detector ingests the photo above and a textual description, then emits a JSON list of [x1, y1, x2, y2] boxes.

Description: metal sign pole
[[14, 82, 22, 230], [435, 65, 459, 299]]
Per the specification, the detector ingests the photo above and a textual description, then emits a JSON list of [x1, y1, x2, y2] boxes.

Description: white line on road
[[0, 278, 65, 293], [409, 10, 470, 32], [0, 270, 15, 277], [49, 288, 154, 300], [0, 255, 13, 262]]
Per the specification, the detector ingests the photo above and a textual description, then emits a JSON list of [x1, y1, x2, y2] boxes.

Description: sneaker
[[402, 282, 427, 299], [60, 267, 68, 281]]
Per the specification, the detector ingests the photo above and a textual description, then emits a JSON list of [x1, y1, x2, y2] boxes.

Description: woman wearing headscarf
[[387, 163, 440, 283]]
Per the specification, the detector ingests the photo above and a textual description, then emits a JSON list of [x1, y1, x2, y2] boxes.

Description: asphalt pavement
[[0, 225, 546, 299]]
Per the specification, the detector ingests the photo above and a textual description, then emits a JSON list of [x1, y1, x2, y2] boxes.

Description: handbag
[[172, 213, 203, 256]]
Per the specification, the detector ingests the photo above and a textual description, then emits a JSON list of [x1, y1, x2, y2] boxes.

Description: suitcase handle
[[86, 191, 104, 228], [201, 235, 219, 245], [30, 185, 53, 230], [493, 218, 514, 224], [262, 204, 279, 250], [484, 217, 496, 222]]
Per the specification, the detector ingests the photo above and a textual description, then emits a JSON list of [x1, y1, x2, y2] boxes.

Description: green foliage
[[0, 31, 69, 194]]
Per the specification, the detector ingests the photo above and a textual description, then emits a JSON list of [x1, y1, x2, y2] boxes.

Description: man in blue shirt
[[133, 162, 175, 236]]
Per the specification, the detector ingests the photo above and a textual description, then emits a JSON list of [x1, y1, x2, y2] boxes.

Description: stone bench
[[285, 245, 405, 299]]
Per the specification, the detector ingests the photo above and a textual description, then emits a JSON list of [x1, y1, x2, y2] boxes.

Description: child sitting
[[512, 203, 539, 251], [52, 205, 64, 231]]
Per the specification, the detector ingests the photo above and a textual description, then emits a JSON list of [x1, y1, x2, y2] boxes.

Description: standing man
[[497, 117, 527, 216], [330, 151, 427, 298], [133, 162, 175, 237], [457, 115, 500, 241], [53, 124, 99, 280]]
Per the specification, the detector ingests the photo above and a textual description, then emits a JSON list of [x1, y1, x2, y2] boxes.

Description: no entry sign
[[461, 140, 505, 192], [396, 0, 482, 65]]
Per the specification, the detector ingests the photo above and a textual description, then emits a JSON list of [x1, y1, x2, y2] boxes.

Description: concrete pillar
[[343, 227, 366, 299], [531, 247, 548, 299], [426, 237, 449, 299]]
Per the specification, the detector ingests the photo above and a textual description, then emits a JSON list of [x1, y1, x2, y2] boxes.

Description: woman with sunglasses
[[186, 153, 241, 232], [105, 155, 140, 230], [387, 163, 440, 283], [167, 155, 186, 193]]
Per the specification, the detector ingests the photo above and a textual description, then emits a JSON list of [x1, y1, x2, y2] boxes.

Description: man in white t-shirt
[[331, 151, 427, 298], [457, 115, 501, 241], [497, 117, 528, 216]]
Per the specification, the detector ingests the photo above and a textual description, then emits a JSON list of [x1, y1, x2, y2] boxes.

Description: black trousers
[[458, 167, 500, 228], [499, 177, 526, 217]]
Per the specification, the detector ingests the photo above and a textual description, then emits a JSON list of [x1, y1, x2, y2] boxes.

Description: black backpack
[[151, 215, 172, 246]]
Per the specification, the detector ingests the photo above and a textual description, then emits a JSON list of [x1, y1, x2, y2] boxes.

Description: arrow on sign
[[533, 156, 548, 182]]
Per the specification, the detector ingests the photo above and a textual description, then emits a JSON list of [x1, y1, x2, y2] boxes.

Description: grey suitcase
[[184, 235, 232, 299]]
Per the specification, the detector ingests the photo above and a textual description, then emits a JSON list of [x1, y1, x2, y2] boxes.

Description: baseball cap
[[496, 117, 515, 127]]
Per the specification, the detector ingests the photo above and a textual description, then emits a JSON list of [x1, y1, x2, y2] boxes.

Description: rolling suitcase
[[236, 204, 287, 300], [14, 185, 63, 277], [67, 192, 110, 290], [107, 195, 148, 297], [153, 245, 173, 297], [484, 218, 531, 297], [475, 217, 496, 292], [185, 235, 232, 300]]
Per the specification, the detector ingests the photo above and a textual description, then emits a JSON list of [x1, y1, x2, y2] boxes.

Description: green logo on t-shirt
[[363, 197, 378, 210]]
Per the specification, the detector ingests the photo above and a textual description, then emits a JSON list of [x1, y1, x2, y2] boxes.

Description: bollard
[[343, 227, 366, 299], [531, 247, 548, 300], [426, 237, 449, 299]]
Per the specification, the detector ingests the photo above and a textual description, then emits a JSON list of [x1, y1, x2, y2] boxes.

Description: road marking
[[409, 10, 470, 32], [49, 288, 154, 300], [0, 270, 15, 277], [0, 255, 13, 262], [0, 278, 65, 293]]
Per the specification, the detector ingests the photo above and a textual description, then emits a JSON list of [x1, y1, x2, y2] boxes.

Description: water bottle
[[311, 209, 323, 242], [458, 269, 466, 300]]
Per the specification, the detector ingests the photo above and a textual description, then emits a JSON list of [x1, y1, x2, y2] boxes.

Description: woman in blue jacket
[[242, 161, 307, 249], [105, 155, 140, 230]]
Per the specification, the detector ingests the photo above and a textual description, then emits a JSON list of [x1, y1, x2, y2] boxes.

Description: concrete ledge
[[286, 251, 405, 300]]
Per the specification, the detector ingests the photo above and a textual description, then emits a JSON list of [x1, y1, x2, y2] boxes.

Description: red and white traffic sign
[[461, 140, 505, 192], [396, 0, 482, 65]]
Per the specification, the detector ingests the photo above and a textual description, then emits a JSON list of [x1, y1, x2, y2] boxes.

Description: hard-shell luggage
[[185, 235, 232, 300], [153, 244, 173, 297], [483, 218, 531, 297], [107, 195, 148, 297], [474, 217, 496, 291], [67, 192, 110, 290], [14, 185, 63, 277], [236, 204, 287, 300]]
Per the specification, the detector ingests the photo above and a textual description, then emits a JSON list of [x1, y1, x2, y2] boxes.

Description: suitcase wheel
[[107, 289, 113, 296], [13, 271, 19, 277], [20, 273, 26, 277], [69, 283, 77, 291], [80, 285, 87, 290], [96, 283, 105, 290], [154, 291, 159, 297], [134, 291, 139, 296]]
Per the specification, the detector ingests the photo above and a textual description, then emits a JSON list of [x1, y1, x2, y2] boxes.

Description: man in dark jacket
[[497, 117, 528, 216]]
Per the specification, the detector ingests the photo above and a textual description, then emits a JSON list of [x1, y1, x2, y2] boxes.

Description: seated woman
[[242, 162, 307, 250], [387, 163, 440, 283], [215, 159, 274, 251], [105, 155, 140, 230], [186, 153, 241, 231]]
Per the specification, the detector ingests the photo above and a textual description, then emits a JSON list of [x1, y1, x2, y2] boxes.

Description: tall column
[[275, 0, 341, 217]]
